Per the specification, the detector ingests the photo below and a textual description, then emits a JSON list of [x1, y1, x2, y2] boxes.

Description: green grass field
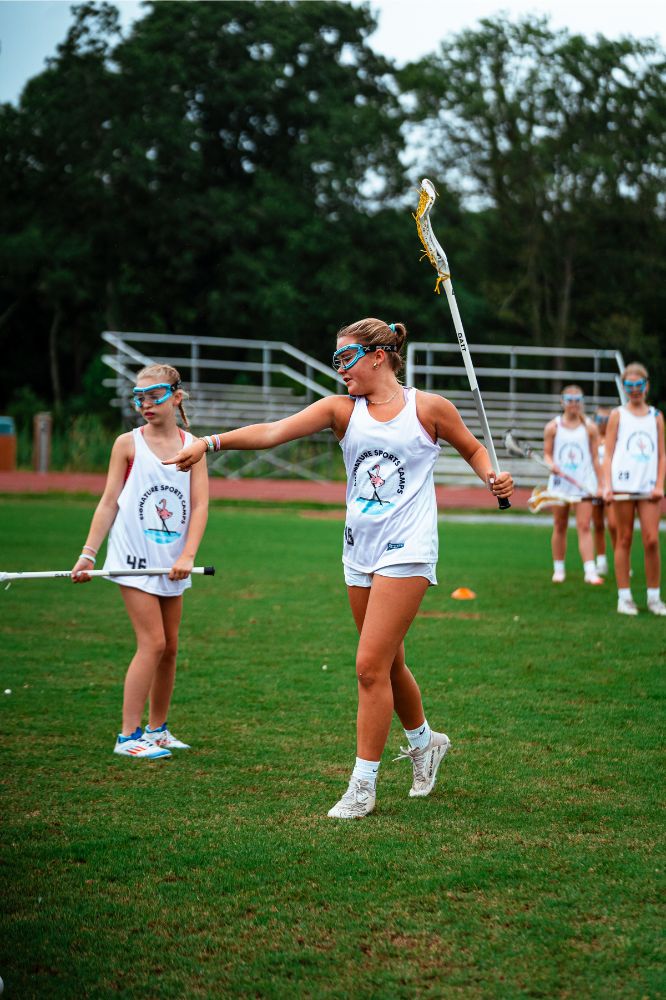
[[1, 498, 664, 999]]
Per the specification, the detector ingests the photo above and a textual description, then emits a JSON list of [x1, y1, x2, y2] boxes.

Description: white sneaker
[[552, 569, 565, 583], [145, 723, 191, 749], [647, 598, 666, 616], [584, 573, 604, 586], [617, 597, 639, 616], [327, 778, 376, 819], [394, 731, 451, 798], [114, 728, 171, 759]]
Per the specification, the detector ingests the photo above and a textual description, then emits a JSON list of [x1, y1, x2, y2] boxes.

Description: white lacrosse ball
[[3, 689, 10, 696]]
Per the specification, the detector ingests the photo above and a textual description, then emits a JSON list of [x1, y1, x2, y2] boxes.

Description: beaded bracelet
[[79, 553, 96, 565]]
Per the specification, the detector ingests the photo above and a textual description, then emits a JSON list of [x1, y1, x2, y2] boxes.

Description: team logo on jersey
[[351, 451, 406, 515], [138, 484, 187, 543], [626, 431, 654, 463], [557, 442, 584, 472]]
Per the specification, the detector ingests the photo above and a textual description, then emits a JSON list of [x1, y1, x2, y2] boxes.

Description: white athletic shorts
[[343, 562, 437, 588]]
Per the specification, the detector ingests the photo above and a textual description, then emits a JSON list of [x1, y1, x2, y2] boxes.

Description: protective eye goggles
[[562, 393, 584, 403], [623, 378, 647, 391], [332, 344, 397, 372], [594, 414, 609, 425], [132, 381, 181, 409]]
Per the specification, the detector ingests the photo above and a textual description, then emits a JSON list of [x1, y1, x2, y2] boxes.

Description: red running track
[[0, 470, 539, 509]]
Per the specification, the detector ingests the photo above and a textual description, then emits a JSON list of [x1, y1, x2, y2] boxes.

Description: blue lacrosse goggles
[[594, 414, 608, 425], [562, 393, 584, 403], [623, 378, 647, 391], [132, 381, 181, 409], [332, 344, 396, 372]]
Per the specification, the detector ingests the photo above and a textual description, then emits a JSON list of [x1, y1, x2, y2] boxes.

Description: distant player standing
[[602, 363, 666, 615], [543, 386, 603, 585], [166, 319, 513, 818], [71, 364, 209, 756]]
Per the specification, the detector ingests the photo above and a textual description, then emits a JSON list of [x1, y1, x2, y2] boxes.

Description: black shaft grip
[[204, 566, 216, 575], [497, 496, 511, 510]]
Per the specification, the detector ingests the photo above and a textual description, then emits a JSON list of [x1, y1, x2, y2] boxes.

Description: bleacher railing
[[407, 342, 626, 486]]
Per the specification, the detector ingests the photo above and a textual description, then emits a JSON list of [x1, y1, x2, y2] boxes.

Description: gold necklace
[[367, 386, 401, 406]]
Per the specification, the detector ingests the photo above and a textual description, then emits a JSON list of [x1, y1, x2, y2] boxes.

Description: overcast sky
[[0, 0, 663, 104]]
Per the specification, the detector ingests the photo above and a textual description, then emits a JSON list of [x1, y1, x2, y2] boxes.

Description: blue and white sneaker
[[145, 722, 190, 750], [114, 727, 171, 759]]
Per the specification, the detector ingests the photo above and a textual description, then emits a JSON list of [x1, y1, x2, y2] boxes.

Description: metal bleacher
[[101, 331, 344, 480], [405, 342, 626, 487], [102, 331, 626, 486]]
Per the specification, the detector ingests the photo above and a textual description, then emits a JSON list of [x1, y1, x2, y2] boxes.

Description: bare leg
[[637, 500, 662, 588], [347, 585, 425, 732], [592, 504, 606, 557], [606, 502, 618, 552], [148, 595, 183, 728], [551, 505, 569, 562], [574, 500, 595, 564], [348, 575, 429, 761], [613, 501, 636, 589], [120, 587, 166, 734]]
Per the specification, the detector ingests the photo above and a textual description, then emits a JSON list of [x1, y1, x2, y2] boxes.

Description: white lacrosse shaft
[[0, 566, 216, 582], [416, 178, 510, 509]]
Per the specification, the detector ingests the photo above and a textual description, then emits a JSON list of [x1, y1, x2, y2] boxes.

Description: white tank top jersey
[[611, 406, 659, 495], [103, 427, 194, 596], [548, 416, 597, 499], [340, 387, 440, 573]]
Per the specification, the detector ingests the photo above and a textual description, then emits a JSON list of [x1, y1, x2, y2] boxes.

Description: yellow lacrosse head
[[414, 179, 450, 293]]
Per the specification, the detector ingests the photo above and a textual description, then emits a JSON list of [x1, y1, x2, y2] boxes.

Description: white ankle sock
[[404, 719, 431, 751], [596, 555, 607, 570], [553, 560, 565, 574], [618, 588, 632, 602], [583, 560, 597, 578], [647, 588, 661, 604], [352, 757, 380, 788]]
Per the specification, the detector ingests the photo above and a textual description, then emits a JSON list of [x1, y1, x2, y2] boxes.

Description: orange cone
[[451, 587, 476, 600]]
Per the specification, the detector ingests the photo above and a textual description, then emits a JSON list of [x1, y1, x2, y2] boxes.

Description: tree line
[[1, 0, 664, 430]]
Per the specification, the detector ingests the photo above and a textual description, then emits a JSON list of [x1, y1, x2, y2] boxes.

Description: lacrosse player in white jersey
[[166, 318, 513, 818], [602, 363, 666, 616], [543, 386, 603, 585], [71, 364, 209, 758]]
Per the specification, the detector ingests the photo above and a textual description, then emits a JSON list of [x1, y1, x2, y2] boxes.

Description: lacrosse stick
[[527, 485, 649, 513], [1, 566, 216, 587], [415, 179, 510, 510], [504, 429, 591, 495]]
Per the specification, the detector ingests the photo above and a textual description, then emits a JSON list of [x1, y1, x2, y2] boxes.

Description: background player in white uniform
[[602, 363, 666, 616], [166, 318, 513, 819], [543, 386, 602, 585], [592, 407, 616, 577], [71, 364, 209, 757]]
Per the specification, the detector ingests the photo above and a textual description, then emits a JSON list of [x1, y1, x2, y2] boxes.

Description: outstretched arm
[[163, 396, 348, 471]]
